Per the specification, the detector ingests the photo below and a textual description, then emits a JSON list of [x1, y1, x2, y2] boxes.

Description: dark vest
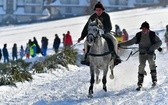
[[135, 31, 156, 44]]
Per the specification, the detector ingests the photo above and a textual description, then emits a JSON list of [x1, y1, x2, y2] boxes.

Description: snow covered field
[[0, 7, 168, 105]]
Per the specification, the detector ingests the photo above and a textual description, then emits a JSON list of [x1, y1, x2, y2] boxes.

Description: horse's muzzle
[[87, 34, 94, 44]]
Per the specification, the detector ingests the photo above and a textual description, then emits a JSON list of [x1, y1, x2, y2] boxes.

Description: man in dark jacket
[[53, 34, 61, 53], [78, 1, 121, 66], [12, 43, 18, 60], [118, 21, 162, 90], [2, 44, 9, 63]]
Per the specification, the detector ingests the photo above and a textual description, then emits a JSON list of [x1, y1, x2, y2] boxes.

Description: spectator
[[64, 31, 73, 48], [20, 45, 25, 59], [62, 33, 66, 47], [115, 24, 122, 37], [2, 44, 9, 63], [122, 29, 129, 41], [53, 34, 61, 53], [25, 43, 30, 59], [33, 37, 42, 54], [30, 41, 36, 57], [12, 43, 18, 60], [41, 37, 48, 56]]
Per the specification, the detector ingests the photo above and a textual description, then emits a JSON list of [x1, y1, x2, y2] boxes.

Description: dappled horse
[[86, 18, 117, 98]]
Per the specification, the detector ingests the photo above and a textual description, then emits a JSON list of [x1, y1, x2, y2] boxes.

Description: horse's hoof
[[103, 86, 107, 92], [87, 94, 93, 98], [110, 75, 114, 79]]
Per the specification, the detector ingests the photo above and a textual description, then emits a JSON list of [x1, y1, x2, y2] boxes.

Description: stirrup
[[81, 60, 90, 66], [114, 58, 121, 65]]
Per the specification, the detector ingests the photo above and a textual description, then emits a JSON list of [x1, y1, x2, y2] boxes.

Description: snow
[[0, 7, 168, 105]]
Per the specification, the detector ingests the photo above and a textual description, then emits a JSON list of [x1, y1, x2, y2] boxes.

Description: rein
[[118, 46, 139, 61], [123, 50, 139, 61], [88, 35, 115, 57]]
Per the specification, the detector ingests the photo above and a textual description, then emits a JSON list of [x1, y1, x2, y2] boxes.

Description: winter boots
[[151, 70, 157, 87], [114, 54, 122, 65], [136, 73, 144, 91], [136, 70, 157, 91], [81, 45, 90, 66], [81, 54, 90, 66]]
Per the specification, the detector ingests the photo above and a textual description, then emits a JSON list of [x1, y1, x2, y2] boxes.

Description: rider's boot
[[81, 46, 90, 66], [81, 54, 90, 66], [113, 52, 122, 65]]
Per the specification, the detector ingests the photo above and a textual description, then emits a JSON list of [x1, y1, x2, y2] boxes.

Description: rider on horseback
[[78, 1, 121, 66]]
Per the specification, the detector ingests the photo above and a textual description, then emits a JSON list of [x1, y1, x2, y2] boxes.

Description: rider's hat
[[94, 2, 105, 10]]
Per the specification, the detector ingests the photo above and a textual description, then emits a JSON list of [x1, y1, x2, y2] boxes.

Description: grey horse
[[86, 18, 117, 98]]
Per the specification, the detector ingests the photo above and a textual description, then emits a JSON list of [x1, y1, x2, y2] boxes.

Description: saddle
[[103, 35, 121, 65]]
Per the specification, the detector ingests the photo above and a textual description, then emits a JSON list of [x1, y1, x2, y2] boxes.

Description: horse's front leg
[[88, 67, 95, 98], [102, 66, 108, 92]]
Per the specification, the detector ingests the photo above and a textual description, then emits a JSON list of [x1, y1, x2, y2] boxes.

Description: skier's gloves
[[157, 47, 162, 52]]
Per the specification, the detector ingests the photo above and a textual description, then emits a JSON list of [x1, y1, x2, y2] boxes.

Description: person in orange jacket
[[64, 31, 73, 48]]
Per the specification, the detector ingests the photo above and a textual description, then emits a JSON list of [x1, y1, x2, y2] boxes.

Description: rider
[[78, 1, 121, 65]]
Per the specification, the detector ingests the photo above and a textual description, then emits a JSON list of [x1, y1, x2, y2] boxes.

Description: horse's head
[[86, 18, 104, 46]]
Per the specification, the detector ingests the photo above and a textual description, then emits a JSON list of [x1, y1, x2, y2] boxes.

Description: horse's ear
[[95, 18, 99, 24]]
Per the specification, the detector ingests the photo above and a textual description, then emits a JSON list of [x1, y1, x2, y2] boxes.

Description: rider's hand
[[78, 38, 82, 43]]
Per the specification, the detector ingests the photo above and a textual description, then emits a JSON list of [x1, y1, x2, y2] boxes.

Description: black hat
[[94, 2, 105, 10], [140, 21, 150, 29]]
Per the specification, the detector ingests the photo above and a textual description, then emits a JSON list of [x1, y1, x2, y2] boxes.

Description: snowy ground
[[0, 7, 168, 105]]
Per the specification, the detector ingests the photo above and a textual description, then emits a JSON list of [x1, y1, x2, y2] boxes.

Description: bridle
[[86, 22, 115, 57]]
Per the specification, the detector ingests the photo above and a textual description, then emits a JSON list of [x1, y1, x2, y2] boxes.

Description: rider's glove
[[78, 38, 82, 43]]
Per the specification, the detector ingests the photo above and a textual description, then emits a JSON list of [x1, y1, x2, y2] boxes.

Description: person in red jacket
[[64, 31, 73, 48]]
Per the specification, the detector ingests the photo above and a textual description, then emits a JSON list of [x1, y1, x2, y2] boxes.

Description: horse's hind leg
[[96, 69, 100, 84], [109, 64, 114, 79]]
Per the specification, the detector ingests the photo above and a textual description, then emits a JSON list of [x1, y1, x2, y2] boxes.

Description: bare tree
[[85, 0, 98, 15], [159, 0, 168, 7]]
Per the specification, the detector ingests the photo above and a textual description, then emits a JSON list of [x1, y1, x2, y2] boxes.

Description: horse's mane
[[88, 18, 103, 29]]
